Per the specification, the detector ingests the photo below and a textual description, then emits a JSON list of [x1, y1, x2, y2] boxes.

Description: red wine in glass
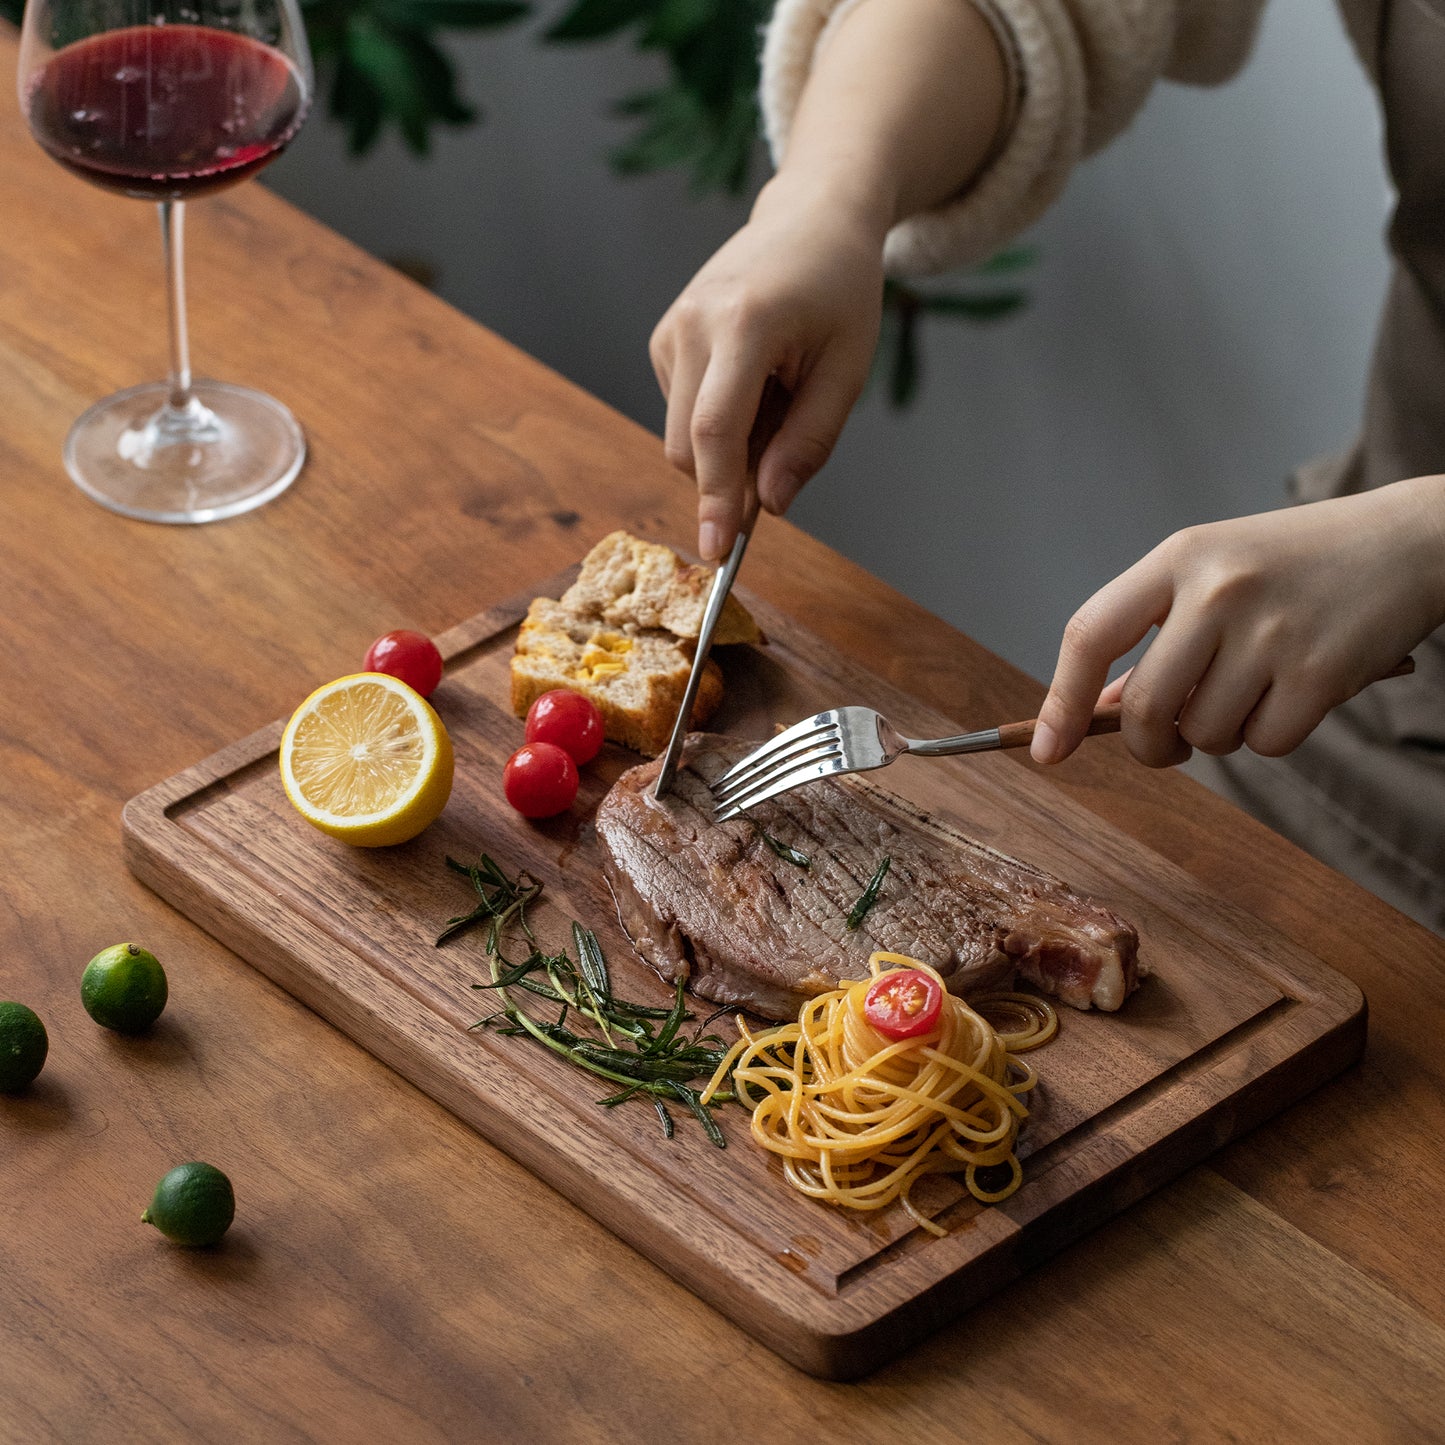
[[18, 0, 314, 524], [27, 26, 307, 201]]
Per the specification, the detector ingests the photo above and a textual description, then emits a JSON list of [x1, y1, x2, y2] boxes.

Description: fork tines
[[709, 711, 845, 820]]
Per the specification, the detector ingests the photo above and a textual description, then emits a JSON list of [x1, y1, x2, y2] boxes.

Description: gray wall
[[266, 0, 1391, 684]]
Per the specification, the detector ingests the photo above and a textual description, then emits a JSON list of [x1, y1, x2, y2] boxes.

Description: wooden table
[[4, 31, 1444, 1441]]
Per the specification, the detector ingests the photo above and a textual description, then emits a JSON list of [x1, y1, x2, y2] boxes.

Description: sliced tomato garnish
[[863, 968, 944, 1040]]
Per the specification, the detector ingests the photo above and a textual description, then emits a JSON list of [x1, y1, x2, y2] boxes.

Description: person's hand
[[1030, 476, 1445, 767], [650, 178, 886, 560], [648, 0, 1007, 561]]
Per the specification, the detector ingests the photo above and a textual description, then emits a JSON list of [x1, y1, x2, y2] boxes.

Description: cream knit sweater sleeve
[[760, 0, 1268, 275]]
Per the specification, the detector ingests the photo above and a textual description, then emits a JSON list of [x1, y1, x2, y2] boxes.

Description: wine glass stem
[[158, 200, 193, 410]]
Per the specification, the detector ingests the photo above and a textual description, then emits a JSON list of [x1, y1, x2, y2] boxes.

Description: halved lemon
[[279, 673, 454, 847]]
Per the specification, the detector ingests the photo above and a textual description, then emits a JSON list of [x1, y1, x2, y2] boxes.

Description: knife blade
[[652, 377, 790, 799], [652, 515, 753, 798]]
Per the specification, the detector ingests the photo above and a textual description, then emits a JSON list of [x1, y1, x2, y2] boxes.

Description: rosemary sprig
[[573, 922, 611, 1002], [759, 829, 811, 870], [846, 855, 892, 931], [437, 854, 542, 948], [437, 853, 731, 1145]]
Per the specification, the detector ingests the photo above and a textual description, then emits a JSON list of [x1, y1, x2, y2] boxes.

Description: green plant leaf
[[689, 90, 758, 195], [306, 0, 525, 157], [867, 273, 1035, 409], [396, 28, 477, 124], [330, 55, 387, 154], [609, 85, 707, 174], [344, 16, 434, 149], [546, 0, 654, 41], [339, 14, 478, 153], [545, 0, 767, 194], [638, 0, 714, 47], [890, 310, 920, 408], [863, 284, 898, 403], [976, 245, 1037, 275], [921, 291, 1028, 320], [374, 0, 529, 27]]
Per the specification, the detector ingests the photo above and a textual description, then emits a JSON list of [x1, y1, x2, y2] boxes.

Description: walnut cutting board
[[122, 570, 1365, 1380]]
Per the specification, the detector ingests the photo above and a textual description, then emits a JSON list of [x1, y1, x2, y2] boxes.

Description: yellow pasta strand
[[703, 954, 1058, 1234]]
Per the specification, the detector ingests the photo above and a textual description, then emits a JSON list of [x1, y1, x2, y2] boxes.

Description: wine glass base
[[63, 379, 305, 524]]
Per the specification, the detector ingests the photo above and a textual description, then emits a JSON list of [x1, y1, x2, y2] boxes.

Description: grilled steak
[[595, 734, 1144, 1019]]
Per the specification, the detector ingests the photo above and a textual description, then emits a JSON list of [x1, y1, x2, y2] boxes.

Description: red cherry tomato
[[503, 742, 579, 819], [363, 630, 443, 698], [863, 969, 944, 1041], [525, 689, 605, 765]]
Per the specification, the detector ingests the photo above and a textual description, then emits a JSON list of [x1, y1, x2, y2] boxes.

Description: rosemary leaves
[[846, 856, 892, 931], [436, 852, 732, 1145], [759, 829, 811, 869]]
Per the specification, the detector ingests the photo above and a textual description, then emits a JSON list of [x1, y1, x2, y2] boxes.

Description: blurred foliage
[[1, 0, 1033, 399], [302, 0, 528, 154], [544, 0, 768, 196], [875, 249, 1033, 407], [272, 0, 769, 170]]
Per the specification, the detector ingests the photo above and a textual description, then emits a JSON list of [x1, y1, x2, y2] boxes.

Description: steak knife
[[653, 379, 788, 799], [653, 512, 754, 799]]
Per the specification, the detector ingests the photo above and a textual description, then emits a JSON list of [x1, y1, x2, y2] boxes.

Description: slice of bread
[[510, 598, 723, 757], [560, 530, 762, 646]]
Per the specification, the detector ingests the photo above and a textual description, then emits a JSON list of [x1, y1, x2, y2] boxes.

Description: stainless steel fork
[[710, 655, 1417, 820], [709, 704, 1124, 820]]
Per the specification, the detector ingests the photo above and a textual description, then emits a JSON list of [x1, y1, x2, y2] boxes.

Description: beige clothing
[[1200, 0, 1445, 930], [761, 0, 1445, 930], [761, 0, 1274, 275]]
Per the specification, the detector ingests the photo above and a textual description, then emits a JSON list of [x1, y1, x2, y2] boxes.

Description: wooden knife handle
[[994, 656, 1415, 752], [995, 709, 1121, 751]]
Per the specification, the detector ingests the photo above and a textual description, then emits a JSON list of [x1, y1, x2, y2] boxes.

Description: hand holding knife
[[653, 379, 790, 799]]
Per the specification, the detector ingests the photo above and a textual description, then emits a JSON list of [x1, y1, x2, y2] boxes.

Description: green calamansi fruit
[[141, 1162, 235, 1247], [81, 943, 168, 1033], [0, 1002, 49, 1092]]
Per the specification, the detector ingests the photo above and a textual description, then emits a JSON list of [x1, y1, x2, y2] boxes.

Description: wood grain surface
[[3, 23, 1445, 1438], [122, 578, 1366, 1376]]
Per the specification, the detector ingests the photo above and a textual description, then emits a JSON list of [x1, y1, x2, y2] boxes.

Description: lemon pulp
[[280, 673, 453, 847]]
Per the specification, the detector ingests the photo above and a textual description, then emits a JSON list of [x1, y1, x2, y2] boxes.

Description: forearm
[[1381, 472, 1445, 616], [758, 0, 1010, 243], [651, 0, 1010, 559]]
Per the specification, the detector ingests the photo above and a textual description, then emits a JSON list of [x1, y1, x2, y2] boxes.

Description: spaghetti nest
[[702, 953, 1057, 1234]]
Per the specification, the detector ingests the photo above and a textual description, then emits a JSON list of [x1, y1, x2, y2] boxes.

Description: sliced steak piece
[[594, 734, 1144, 1020]]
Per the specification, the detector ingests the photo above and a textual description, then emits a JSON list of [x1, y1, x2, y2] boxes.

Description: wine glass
[[18, 0, 313, 523]]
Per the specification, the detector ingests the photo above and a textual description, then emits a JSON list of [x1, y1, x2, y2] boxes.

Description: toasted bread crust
[[560, 530, 762, 646], [510, 596, 724, 756], [511, 532, 753, 756], [510, 657, 723, 756]]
